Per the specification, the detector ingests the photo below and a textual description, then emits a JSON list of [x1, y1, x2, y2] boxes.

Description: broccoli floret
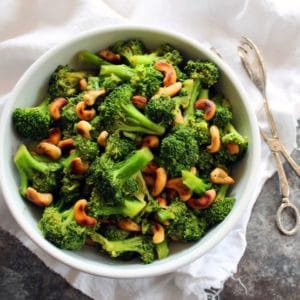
[[98, 74, 123, 91], [77, 50, 111, 68], [221, 123, 248, 149], [130, 43, 183, 66], [145, 94, 175, 127], [109, 39, 146, 65], [14, 144, 62, 196], [98, 84, 165, 135], [159, 125, 199, 177], [74, 135, 100, 163], [100, 64, 163, 98], [105, 133, 137, 162], [196, 150, 215, 175], [184, 60, 219, 89], [88, 188, 146, 218], [188, 117, 211, 146], [203, 184, 235, 227], [101, 225, 131, 241], [211, 97, 233, 128], [48, 65, 91, 98], [156, 198, 207, 241], [12, 96, 51, 140], [88, 147, 153, 205], [89, 231, 155, 264], [181, 170, 211, 195], [38, 205, 87, 250]]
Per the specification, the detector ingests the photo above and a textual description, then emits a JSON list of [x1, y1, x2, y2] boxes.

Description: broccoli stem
[[78, 50, 111, 67], [130, 54, 155, 67], [113, 147, 154, 181], [100, 65, 135, 81], [215, 184, 230, 201], [183, 78, 201, 121], [120, 103, 165, 135], [181, 170, 211, 195], [14, 145, 52, 195]]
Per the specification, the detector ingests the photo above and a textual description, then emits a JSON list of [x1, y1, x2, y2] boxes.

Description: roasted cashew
[[76, 120, 92, 139], [156, 82, 182, 97], [99, 49, 121, 63], [207, 125, 221, 153], [43, 128, 61, 145], [187, 189, 216, 209], [166, 178, 192, 201], [79, 78, 88, 91], [49, 97, 68, 120], [225, 143, 240, 155], [97, 130, 109, 147], [131, 95, 148, 109], [58, 138, 75, 151], [76, 101, 96, 121], [194, 98, 216, 121], [166, 188, 178, 200], [73, 199, 97, 227], [156, 195, 167, 207], [83, 88, 106, 106], [143, 161, 159, 175], [190, 166, 197, 175], [71, 157, 89, 174], [152, 222, 165, 244], [143, 174, 155, 187], [154, 61, 177, 87], [210, 167, 235, 184], [25, 187, 53, 207], [141, 135, 159, 149], [36, 142, 61, 160], [117, 219, 141, 232], [152, 167, 167, 197]]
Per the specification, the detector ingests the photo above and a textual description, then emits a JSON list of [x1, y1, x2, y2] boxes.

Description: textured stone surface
[[1, 125, 299, 299]]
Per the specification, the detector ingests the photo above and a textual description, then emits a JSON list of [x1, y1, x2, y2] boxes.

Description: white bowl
[[0, 26, 260, 278]]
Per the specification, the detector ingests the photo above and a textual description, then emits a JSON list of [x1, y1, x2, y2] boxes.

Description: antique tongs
[[238, 36, 300, 235]]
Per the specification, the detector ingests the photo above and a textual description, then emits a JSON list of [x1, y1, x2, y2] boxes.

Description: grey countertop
[[1, 124, 299, 300]]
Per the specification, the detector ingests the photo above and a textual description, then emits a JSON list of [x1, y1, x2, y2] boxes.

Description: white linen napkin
[[1, 1, 300, 299]]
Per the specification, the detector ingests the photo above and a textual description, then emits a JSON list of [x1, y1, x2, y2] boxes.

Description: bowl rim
[[0, 24, 261, 278]]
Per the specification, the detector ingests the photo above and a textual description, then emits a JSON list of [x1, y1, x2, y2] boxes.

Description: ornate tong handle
[[238, 37, 300, 235]]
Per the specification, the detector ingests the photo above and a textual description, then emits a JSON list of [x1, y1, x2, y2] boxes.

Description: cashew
[[25, 187, 53, 207], [166, 178, 192, 201], [44, 127, 61, 145], [225, 143, 240, 155], [190, 166, 197, 175], [210, 167, 235, 184], [156, 82, 182, 97], [194, 98, 216, 121], [79, 78, 88, 91], [156, 195, 167, 207], [73, 199, 97, 227], [152, 167, 167, 197], [187, 189, 216, 209], [143, 174, 155, 187], [141, 135, 159, 148], [71, 157, 89, 174], [152, 223, 165, 244], [174, 110, 184, 124], [166, 188, 178, 200], [36, 142, 61, 160], [154, 61, 177, 87], [76, 120, 92, 139], [143, 161, 159, 175], [97, 130, 109, 147], [76, 101, 96, 121], [99, 49, 121, 63], [49, 97, 68, 120], [83, 88, 105, 106], [58, 138, 75, 151], [131, 95, 148, 109], [117, 219, 141, 232], [207, 125, 221, 153]]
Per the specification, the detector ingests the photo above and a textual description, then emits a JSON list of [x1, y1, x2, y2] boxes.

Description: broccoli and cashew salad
[[12, 39, 248, 264]]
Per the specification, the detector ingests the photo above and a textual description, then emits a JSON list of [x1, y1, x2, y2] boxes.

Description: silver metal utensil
[[238, 36, 300, 235]]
